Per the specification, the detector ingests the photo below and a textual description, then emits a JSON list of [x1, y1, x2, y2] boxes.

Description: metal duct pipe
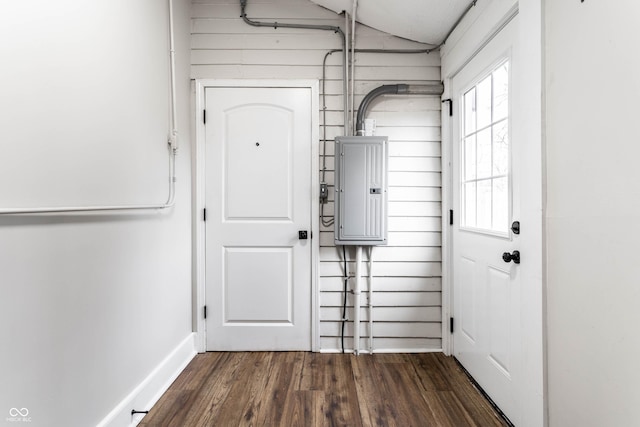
[[355, 82, 444, 135]]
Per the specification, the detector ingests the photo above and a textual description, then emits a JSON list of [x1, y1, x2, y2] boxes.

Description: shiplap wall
[[192, 0, 442, 351]]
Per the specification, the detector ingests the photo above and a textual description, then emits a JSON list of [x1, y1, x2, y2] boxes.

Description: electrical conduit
[[240, 0, 349, 136], [355, 83, 444, 135], [369, 246, 373, 353], [354, 245, 362, 355], [350, 0, 358, 135], [0, 0, 179, 215]]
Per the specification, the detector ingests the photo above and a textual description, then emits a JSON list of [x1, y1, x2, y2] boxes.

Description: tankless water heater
[[334, 136, 388, 246]]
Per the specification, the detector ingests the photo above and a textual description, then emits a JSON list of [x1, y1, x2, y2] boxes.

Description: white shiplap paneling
[[192, 0, 442, 352]]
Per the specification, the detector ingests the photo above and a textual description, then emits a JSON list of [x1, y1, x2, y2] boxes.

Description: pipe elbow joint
[[356, 82, 446, 134]]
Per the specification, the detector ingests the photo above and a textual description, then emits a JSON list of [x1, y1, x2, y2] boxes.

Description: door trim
[[441, 1, 546, 425], [442, 3, 520, 359], [194, 79, 320, 353]]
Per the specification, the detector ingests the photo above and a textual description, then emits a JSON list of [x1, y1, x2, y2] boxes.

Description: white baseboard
[[96, 333, 197, 427], [368, 348, 443, 354], [319, 348, 443, 354]]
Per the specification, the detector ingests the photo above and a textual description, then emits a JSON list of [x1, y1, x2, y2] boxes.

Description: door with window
[[451, 17, 522, 422], [205, 85, 313, 351]]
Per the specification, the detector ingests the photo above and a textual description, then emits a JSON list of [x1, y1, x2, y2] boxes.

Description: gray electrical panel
[[334, 136, 388, 245]]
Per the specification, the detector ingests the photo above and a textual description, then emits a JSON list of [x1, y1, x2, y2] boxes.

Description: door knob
[[502, 250, 520, 264], [511, 221, 520, 235]]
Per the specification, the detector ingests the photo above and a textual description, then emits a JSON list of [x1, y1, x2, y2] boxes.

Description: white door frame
[[193, 79, 320, 353], [441, 0, 521, 358], [440, 1, 546, 426]]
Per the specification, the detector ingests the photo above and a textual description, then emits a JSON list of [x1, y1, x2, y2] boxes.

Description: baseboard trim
[[96, 333, 197, 427], [370, 348, 443, 354], [319, 348, 443, 354]]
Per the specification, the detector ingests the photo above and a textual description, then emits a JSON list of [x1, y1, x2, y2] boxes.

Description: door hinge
[[442, 99, 453, 117], [203, 208, 207, 222], [449, 209, 454, 225], [204, 305, 207, 319], [203, 109, 206, 124], [450, 317, 454, 334]]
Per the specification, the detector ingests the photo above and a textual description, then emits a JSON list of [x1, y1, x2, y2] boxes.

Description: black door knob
[[511, 221, 520, 235], [502, 250, 521, 264]]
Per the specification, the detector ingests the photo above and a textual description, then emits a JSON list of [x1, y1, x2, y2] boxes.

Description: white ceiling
[[310, 0, 471, 45]]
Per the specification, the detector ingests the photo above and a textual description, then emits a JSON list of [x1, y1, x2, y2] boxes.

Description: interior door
[[451, 17, 522, 422], [205, 86, 312, 351]]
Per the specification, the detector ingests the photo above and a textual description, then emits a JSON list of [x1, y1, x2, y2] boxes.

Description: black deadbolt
[[298, 230, 308, 240], [511, 221, 520, 235]]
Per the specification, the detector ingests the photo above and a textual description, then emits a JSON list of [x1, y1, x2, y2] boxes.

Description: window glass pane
[[464, 135, 476, 181], [477, 180, 492, 229], [492, 177, 508, 232], [459, 59, 511, 235], [464, 88, 476, 136], [493, 62, 509, 122], [476, 128, 492, 179], [464, 182, 476, 228], [476, 75, 492, 130], [493, 121, 509, 176]]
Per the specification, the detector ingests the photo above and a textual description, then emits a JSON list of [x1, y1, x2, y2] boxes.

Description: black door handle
[[298, 230, 308, 240], [502, 250, 520, 264], [511, 221, 520, 235]]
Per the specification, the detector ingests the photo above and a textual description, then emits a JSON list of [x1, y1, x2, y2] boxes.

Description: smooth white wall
[[0, 1, 193, 426], [545, 1, 640, 425]]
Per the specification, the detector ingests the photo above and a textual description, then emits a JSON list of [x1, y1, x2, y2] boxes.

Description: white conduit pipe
[[344, 11, 350, 136], [368, 246, 374, 354], [168, 0, 178, 152], [354, 245, 362, 355], [350, 0, 357, 136], [240, 0, 347, 136], [0, 0, 178, 215]]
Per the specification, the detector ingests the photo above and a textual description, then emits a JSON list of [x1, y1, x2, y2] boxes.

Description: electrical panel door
[[334, 136, 388, 245]]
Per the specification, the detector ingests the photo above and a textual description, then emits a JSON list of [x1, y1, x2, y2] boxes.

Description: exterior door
[[451, 17, 522, 422], [205, 86, 312, 351]]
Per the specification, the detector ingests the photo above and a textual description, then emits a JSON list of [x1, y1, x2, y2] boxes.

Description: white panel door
[[205, 86, 312, 351], [452, 17, 524, 422]]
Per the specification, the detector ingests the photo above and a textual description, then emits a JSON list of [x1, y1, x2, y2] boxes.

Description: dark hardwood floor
[[139, 352, 509, 427]]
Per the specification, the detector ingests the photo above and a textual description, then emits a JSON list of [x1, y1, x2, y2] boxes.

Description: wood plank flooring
[[139, 352, 509, 427]]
